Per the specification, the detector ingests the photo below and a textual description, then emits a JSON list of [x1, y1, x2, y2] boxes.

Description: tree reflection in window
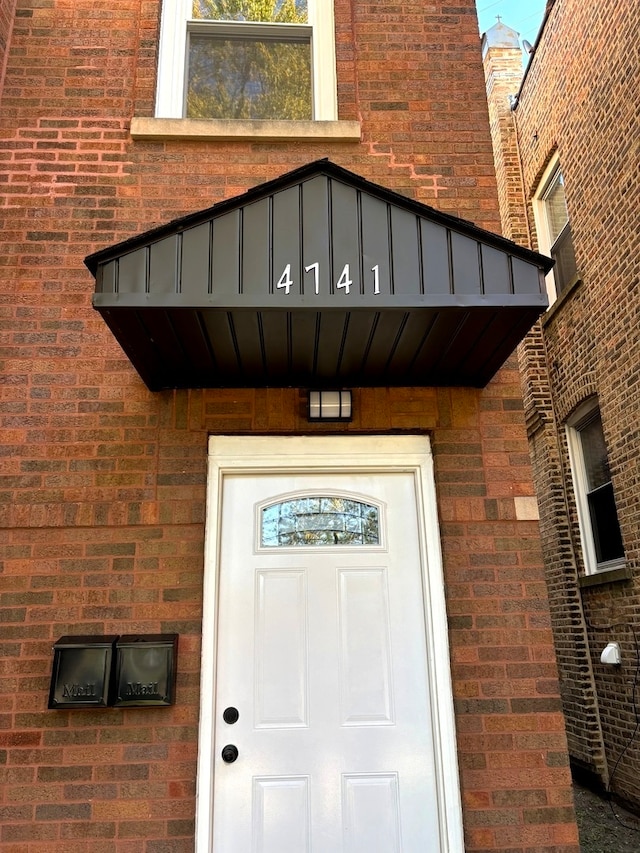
[[187, 0, 312, 120], [261, 497, 380, 547]]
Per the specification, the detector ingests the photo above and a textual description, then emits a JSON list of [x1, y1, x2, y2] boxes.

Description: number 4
[[336, 264, 352, 294], [276, 263, 293, 294]]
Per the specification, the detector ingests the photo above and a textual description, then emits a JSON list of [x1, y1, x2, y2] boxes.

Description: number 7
[[305, 262, 319, 294]]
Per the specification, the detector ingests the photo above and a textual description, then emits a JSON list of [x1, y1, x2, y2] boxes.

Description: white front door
[[196, 436, 463, 853]]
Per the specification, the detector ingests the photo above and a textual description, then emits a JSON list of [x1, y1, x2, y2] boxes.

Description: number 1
[[372, 264, 380, 294]]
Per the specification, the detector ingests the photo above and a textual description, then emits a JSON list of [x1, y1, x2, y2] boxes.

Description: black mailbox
[[48, 636, 117, 709], [113, 634, 178, 707]]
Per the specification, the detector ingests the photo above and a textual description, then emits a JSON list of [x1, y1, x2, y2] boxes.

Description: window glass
[[587, 483, 624, 564], [192, 0, 308, 23], [580, 412, 611, 491], [187, 1, 312, 119], [568, 404, 625, 571], [543, 170, 569, 244], [187, 34, 311, 119], [261, 497, 380, 547], [579, 412, 624, 565]]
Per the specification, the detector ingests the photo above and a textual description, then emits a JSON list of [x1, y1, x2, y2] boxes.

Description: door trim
[[195, 435, 464, 852]]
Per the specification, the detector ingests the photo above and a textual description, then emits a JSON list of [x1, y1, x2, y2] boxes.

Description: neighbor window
[[566, 401, 625, 574], [156, 0, 337, 121], [533, 157, 578, 302]]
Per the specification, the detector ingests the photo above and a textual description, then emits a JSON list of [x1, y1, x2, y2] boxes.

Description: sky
[[475, 0, 547, 46]]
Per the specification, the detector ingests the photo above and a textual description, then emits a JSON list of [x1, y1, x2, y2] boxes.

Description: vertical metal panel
[[360, 313, 409, 378], [450, 233, 481, 295], [360, 195, 391, 297], [101, 309, 164, 388], [301, 176, 331, 296], [118, 248, 148, 294], [149, 235, 179, 295], [212, 210, 241, 297], [181, 222, 211, 297], [315, 311, 349, 378], [511, 257, 542, 294], [172, 310, 217, 372], [272, 186, 302, 299], [232, 312, 266, 380], [289, 310, 318, 378], [390, 208, 421, 295], [260, 311, 290, 379], [457, 308, 531, 379], [138, 311, 187, 380], [242, 198, 270, 297], [408, 312, 468, 377], [338, 312, 379, 378], [330, 180, 361, 296], [420, 220, 450, 295], [436, 311, 494, 373], [385, 311, 437, 375], [480, 244, 511, 295], [97, 261, 117, 294], [201, 311, 242, 375]]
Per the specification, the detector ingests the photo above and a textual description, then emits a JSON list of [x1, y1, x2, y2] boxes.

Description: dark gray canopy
[[86, 160, 551, 390]]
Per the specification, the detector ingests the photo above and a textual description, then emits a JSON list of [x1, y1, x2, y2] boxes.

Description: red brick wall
[[0, 1, 578, 849], [0, 0, 16, 90], [488, 0, 640, 807]]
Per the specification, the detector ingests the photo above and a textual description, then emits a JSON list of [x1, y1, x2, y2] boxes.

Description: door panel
[[338, 568, 393, 725], [255, 570, 308, 727], [343, 773, 401, 853], [252, 775, 310, 853], [212, 472, 442, 852]]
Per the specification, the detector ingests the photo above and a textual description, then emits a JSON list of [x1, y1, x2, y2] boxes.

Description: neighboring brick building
[[483, 0, 640, 811], [1, 1, 580, 850]]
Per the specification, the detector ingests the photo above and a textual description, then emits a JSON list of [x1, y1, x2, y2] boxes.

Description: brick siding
[[0, 1, 578, 849], [486, 0, 640, 808]]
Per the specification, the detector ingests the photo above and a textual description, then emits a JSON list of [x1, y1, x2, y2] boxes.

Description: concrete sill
[[130, 117, 362, 143], [579, 565, 632, 589]]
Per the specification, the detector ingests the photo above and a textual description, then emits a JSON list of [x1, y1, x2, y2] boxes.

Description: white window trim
[[155, 0, 337, 121], [566, 400, 625, 575], [532, 154, 564, 304]]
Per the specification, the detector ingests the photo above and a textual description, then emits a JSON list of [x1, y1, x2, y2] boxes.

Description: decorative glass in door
[[261, 496, 380, 547]]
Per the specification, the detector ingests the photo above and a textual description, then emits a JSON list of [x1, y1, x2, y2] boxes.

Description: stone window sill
[[579, 564, 631, 589], [130, 117, 361, 143]]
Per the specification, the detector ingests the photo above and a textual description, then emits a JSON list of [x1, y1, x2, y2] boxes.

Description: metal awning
[[86, 159, 551, 390]]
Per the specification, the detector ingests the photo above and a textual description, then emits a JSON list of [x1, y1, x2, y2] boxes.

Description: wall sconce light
[[600, 642, 621, 666], [308, 390, 352, 422]]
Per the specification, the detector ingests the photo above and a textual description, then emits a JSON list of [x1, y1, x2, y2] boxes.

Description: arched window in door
[[261, 495, 380, 547]]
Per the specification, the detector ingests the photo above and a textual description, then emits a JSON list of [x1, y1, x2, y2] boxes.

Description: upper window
[[156, 0, 337, 121], [566, 401, 625, 574], [533, 157, 578, 302]]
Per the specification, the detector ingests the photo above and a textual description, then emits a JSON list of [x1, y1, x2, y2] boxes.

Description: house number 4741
[[276, 263, 381, 295]]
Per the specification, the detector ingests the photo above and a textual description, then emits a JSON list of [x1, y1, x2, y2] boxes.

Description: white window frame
[[532, 154, 573, 304], [566, 399, 625, 575], [155, 0, 337, 121]]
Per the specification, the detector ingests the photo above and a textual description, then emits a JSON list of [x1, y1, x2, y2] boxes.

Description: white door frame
[[195, 435, 464, 853]]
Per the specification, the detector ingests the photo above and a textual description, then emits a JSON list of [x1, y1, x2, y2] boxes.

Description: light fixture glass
[[307, 390, 352, 422]]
